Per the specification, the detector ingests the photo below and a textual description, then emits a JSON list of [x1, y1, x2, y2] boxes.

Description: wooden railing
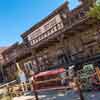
[[0, 80, 17, 89]]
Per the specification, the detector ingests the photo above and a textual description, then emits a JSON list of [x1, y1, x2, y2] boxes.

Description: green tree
[[88, 0, 100, 20]]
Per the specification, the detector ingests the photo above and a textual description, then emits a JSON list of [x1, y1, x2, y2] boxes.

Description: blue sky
[[0, 0, 79, 47]]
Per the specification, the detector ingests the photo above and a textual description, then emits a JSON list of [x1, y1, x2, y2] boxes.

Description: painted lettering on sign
[[28, 14, 64, 45]]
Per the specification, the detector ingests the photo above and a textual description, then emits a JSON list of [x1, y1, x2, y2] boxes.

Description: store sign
[[27, 14, 63, 45]]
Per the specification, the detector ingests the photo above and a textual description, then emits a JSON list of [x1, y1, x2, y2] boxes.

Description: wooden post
[[32, 76, 39, 100], [74, 78, 85, 100], [95, 67, 100, 81]]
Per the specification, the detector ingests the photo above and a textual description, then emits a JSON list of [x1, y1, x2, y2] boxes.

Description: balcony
[[29, 22, 64, 47]]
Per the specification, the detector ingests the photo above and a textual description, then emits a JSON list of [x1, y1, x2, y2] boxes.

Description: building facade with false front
[[21, 0, 100, 72], [21, 2, 70, 72], [22, 0, 100, 71], [1, 0, 99, 82]]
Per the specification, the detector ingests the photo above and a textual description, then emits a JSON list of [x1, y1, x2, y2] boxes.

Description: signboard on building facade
[[27, 14, 64, 46]]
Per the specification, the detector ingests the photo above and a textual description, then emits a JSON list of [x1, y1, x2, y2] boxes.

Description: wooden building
[[2, 0, 99, 82], [21, 2, 70, 72], [21, 0, 99, 72], [1, 42, 37, 82]]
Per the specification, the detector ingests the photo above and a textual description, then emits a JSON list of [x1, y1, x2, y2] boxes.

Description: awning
[[35, 68, 65, 78]]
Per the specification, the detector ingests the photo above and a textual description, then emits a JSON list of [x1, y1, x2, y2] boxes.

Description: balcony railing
[[29, 22, 64, 46]]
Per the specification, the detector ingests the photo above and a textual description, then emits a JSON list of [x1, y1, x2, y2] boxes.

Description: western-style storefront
[[2, 0, 100, 82]]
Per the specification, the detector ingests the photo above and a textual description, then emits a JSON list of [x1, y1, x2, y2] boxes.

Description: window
[[24, 61, 33, 72]]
